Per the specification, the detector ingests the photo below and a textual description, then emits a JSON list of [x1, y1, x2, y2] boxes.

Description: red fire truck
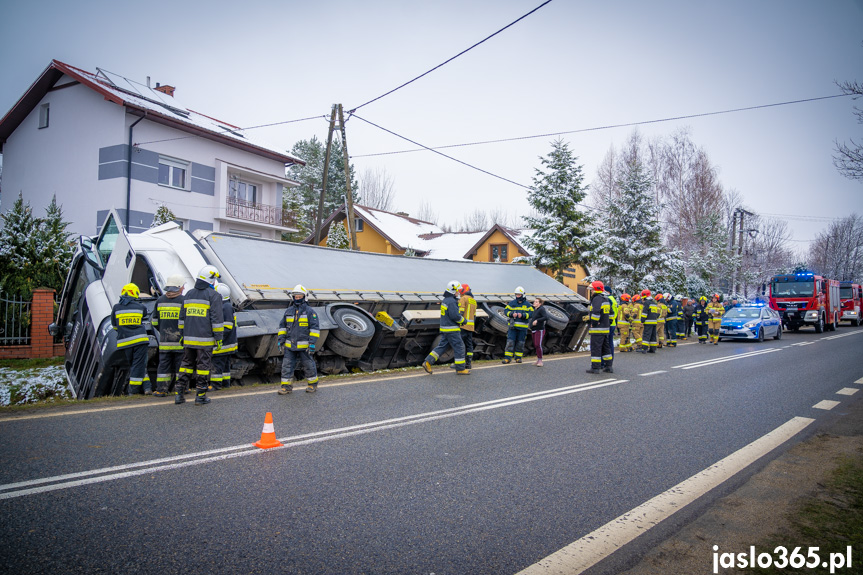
[[769, 272, 841, 333], [839, 281, 862, 326]]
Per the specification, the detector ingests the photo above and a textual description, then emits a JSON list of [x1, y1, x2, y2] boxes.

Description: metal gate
[[0, 294, 31, 346]]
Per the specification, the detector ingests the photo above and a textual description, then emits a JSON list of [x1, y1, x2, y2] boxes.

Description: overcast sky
[[1, 0, 861, 251]]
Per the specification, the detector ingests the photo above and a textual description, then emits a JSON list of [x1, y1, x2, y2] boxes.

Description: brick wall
[[0, 288, 65, 360]]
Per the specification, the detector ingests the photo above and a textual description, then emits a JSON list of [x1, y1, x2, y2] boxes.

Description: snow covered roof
[[353, 205, 443, 252], [0, 60, 304, 165]]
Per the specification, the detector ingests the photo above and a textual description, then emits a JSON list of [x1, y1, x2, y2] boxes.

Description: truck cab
[[769, 272, 840, 333], [839, 282, 862, 326]]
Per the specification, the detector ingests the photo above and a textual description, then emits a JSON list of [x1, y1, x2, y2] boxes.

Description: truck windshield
[[840, 287, 853, 299], [772, 281, 814, 297]]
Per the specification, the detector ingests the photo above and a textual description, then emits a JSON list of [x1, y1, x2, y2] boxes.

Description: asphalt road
[[1, 326, 862, 575]]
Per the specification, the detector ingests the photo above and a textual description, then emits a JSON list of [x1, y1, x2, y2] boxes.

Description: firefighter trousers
[[708, 319, 722, 343], [589, 333, 612, 368], [178, 347, 213, 394], [618, 324, 631, 351], [631, 322, 644, 347], [666, 319, 678, 346], [281, 349, 318, 386], [642, 324, 658, 349], [124, 344, 151, 394], [504, 328, 527, 361], [426, 331, 467, 368], [156, 350, 182, 393], [460, 330, 474, 368]]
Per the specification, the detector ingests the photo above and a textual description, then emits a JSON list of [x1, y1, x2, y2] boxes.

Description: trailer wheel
[[565, 302, 589, 322], [325, 335, 368, 359], [481, 303, 510, 335], [543, 303, 570, 332], [330, 307, 376, 347]]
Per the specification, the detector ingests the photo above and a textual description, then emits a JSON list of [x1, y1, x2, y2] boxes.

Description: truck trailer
[[50, 210, 590, 399]]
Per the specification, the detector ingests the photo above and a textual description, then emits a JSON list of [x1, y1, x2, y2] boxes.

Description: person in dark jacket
[[637, 289, 660, 353], [111, 283, 151, 395], [530, 297, 549, 366], [210, 283, 237, 390], [586, 281, 613, 373], [458, 284, 477, 370], [423, 280, 468, 374], [278, 284, 320, 394], [150, 275, 185, 396], [502, 286, 533, 364], [682, 299, 695, 338], [176, 266, 224, 405], [694, 296, 710, 344]]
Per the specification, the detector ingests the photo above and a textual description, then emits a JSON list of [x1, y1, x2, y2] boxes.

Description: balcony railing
[[226, 196, 296, 229]]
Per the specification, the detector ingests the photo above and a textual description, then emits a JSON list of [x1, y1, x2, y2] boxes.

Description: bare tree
[[833, 79, 863, 181], [458, 209, 489, 232], [415, 200, 438, 224], [589, 145, 619, 212], [809, 214, 863, 281], [358, 166, 397, 211]]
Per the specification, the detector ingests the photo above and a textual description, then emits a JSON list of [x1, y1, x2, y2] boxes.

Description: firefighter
[[176, 265, 224, 405], [210, 283, 238, 390], [458, 283, 477, 370], [502, 286, 533, 364], [637, 289, 659, 353], [694, 295, 709, 344], [586, 281, 613, 373], [278, 284, 321, 394], [617, 294, 632, 351], [666, 294, 681, 348], [675, 294, 686, 341], [423, 280, 469, 374], [111, 283, 151, 395], [606, 291, 618, 358], [150, 275, 185, 397], [707, 293, 725, 345], [656, 292, 667, 348], [630, 294, 644, 349]]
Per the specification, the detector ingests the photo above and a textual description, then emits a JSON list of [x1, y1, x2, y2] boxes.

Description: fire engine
[[769, 271, 840, 333], [839, 281, 862, 326]]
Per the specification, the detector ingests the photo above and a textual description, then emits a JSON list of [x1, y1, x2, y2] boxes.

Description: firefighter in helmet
[[111, 283, 152, 395], [694, 295, 710, 343], [502, 286, 533, 364], [638, 289, 659, 353], [210, 283, 237, 390], [457, 283, 477, 370], [151, 275, 185, 396], [586, 280, 613, 373], [706, 293, 725, 345], [278, 284, 320, 393], [176, 265, 224, 405], [655, 292, 667, 348], [617, 294, 633, 352], [423, 280, 469, 374], [630, 294, 644, 349]]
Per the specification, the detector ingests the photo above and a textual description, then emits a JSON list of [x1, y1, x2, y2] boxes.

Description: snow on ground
[[0, 366, 71, 406]]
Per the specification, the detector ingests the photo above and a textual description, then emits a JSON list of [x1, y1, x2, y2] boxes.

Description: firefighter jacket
[[658, 302, 668, 323], [630, 302, 643, 324], [617, 302, 632, 326], [278, 298, 320, 351], [589, 292, 611, 334], [694, 302, 709, 323], [608, 295, 618, 327], [706, 302, 725, 320], [458, 291, 477, 332], [669, 299, 683, 322], [641, 298, 660, 325], [439, 291, 466, 333], [214, 299, 238, 355], [505, 296, 533, 330], [111, 295, 149, 349], [151, 290, 184, 352], [179, 279, 224, 348]]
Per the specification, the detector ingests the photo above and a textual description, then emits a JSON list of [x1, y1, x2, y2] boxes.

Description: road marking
[[672, 348, 781, 370], [836, 388, 858, 396], [821, 331, 863, 340], [0, 378, 629, 500], [813, 400, 841, 410], [854, 377, 863, 384], [516, 416, 814, 575], [638, 371, 667, 376], [791, 341, 816, 346]]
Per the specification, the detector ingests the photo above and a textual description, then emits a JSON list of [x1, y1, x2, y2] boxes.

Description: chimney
[[154, 83, 175, 97]]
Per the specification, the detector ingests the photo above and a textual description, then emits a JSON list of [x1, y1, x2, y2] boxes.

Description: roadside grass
[[745, 454, 863, 574]]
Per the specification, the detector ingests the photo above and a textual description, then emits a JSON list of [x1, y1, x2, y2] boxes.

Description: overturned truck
[[51, 210, 590, 399]]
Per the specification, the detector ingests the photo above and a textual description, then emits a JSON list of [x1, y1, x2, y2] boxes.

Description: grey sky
[[1, 0, 861, 249]]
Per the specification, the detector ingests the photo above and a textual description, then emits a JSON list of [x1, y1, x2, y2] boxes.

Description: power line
[[352, 94, 851, 158], [351, 114, 530, 189], [347, 0, 554, 113], [133, 114, 328, 146]]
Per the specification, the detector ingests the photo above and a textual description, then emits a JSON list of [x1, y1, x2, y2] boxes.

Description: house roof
[[462, 224, 533, 260], [0, 60, 305, 165]]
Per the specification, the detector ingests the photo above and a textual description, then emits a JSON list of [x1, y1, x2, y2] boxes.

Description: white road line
[[638, 371, 667, 376], [791, 342, 816, 346], [672, 348, 781, 370], [855, 377, 863, 384], [0, 379, 628, 500], [837, 388, 858, 396], [821, 331, 863, 340], [813, 400, 841, 410], [517, 416, 815, 575]]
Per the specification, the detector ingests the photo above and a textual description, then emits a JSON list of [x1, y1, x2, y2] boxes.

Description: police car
[[719, 304, 782, 342]]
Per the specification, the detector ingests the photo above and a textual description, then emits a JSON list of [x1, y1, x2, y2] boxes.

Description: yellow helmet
[[120, 283, 140, 298]]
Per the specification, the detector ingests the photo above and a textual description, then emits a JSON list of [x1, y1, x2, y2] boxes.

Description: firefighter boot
[[422, 360, 433, 374], [602, 362, 614, 374], [586, 366, 601, 374], [278, 384, 293, 395], [194, 391, 211, 406], [174, 391, 186, 404], [456, 368, 470, 375], [305, 383, 317, 393]]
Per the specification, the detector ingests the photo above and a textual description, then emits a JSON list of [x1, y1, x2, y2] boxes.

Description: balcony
[[225, 196, 297, 229]]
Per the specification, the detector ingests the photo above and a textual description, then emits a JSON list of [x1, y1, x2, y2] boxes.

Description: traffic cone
[[253, 412, 283, 449]]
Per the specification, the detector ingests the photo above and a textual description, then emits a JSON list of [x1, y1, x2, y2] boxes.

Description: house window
[[229, 178, 258, 203], [38, 103, 50, 129], [491, 244, 508, 262], [158, 156, 189, 190], [354, 218, 364, 232]]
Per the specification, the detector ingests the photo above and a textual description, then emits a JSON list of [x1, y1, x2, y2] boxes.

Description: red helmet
[[655, 292, 664, 301], [590, 280, 605, 293], [713, 293, 720, 300], [641, 289, 651, 297], [459, 283, 470, 295], [620, 293, 631, 302], [632, 294, 641, 302]]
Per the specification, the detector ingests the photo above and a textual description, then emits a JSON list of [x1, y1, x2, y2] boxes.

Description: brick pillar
[[30, 288, 57, 359]]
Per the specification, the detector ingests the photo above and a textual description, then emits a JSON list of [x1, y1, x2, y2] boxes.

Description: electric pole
[[314, 105, 338, 246], [314, 104, 357, 250]]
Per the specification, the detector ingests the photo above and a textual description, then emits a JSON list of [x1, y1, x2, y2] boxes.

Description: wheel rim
[[342, 313, 368, 332]]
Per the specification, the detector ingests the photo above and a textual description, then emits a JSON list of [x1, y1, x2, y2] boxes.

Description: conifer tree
[[39, 195, 74, 290], [326, 220, 350, 250], [522, 139, 593, 281], [150, 204, 176, 227]]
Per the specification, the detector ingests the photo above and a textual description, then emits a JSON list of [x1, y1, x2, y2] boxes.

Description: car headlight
[[743, 322, 758, 329]]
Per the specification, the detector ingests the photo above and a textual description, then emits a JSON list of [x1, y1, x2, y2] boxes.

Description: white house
[[0, 60, 304, 239]]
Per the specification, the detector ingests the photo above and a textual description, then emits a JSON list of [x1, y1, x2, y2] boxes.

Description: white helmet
[[446, 280, 461, 294], [664, 293, 671, 300], [291, 284, 308, 297], [675, 294, 684, 300], [215, 283, 231, 300], [514, 286, 525, 295], [166, 275, 186, 290], [198, 265, 220, 285]]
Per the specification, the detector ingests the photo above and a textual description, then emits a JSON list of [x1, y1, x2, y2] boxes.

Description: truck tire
[[330, 307, 376, 347], [565, 303, 589, 322], [481, 303, 510, 335], [543, 303, 571, 332], [428, 335, 455, 364], [325, 335, 368, 359], [814, 314, 824, 333]]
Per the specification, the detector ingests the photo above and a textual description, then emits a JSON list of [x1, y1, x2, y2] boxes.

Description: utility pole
[[337, 104, 358, 251], [730, 208, 739, 295], [314, 105, 338, 246]]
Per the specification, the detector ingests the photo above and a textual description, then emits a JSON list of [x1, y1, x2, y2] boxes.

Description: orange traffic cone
[[253, 412, 283, 449]]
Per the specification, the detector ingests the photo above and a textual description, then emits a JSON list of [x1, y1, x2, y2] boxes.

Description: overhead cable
[[348, 0, 554, 113], [352, 94, 851, 157]]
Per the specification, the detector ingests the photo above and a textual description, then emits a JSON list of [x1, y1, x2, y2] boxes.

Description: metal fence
[[0, 294, 31, 346], [226, 196, 297, 229]]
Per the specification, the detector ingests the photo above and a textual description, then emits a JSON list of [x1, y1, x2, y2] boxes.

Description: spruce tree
[[0, 193, 41, 296], [150, 204, 176, 227], [522, 139, 593, 281], [39, 195, 75, 291], [326, 220, 350, 250]]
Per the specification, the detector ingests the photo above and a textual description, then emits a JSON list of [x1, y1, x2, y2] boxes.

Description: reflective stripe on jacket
[[440, 292, 465, 333], [180, 279, 224, 348], [214, 299, 238, 355], [505, 296, 533, 330], [151, 294, 183, 351], [277, 299, 320, 350], [588, 292, 611, 334], [458, 293, 477, 332], [641, 298, 660, 325], [111, 295, 149, 348]]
